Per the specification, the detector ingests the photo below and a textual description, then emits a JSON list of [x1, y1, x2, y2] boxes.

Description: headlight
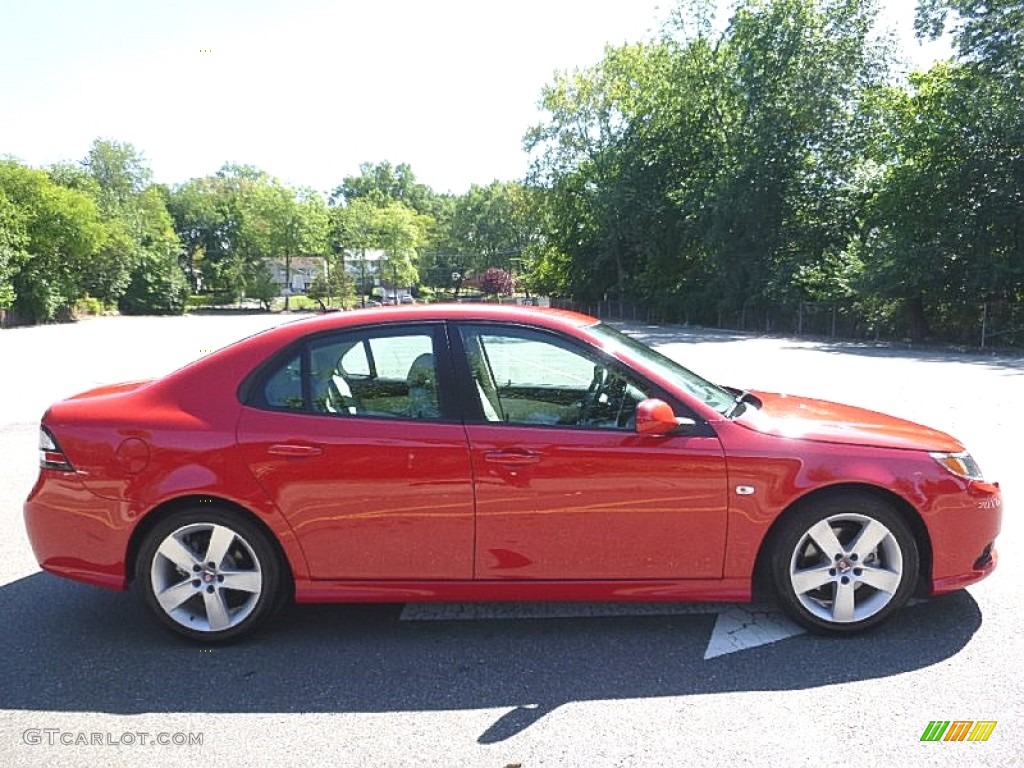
[[930, 451, 984, 481]]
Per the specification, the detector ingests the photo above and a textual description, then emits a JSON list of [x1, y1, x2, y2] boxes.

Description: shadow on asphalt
[[0, 575, 983, 742], [619, 323, 1024, 372], [617, 325, 752, 346], [780, 341, 1024, 372]]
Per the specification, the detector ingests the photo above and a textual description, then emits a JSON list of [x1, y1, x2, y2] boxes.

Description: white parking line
[[399, 601, 806, 659]]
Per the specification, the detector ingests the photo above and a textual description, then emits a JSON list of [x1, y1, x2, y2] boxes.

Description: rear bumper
[[23, 472, 130, 591]]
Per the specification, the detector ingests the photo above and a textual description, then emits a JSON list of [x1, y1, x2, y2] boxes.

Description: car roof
[[266, 303, 598, 338], [157, 304, 600, 392]]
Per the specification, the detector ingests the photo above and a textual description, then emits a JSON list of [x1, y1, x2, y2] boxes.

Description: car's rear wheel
[[771, 492, 919, 633], [137, 508, 283, 642]]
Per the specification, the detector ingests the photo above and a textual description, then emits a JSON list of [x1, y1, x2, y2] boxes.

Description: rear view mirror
[[635, 398, 696, 436]]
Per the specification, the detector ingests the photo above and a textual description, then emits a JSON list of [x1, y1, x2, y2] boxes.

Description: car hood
[[733, 390, 963, 452]]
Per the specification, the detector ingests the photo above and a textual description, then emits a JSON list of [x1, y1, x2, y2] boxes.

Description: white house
[[265, 256, 327, 293]]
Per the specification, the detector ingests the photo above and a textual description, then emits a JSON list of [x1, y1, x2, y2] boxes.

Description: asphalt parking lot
[[0, 312, 1020, 768]]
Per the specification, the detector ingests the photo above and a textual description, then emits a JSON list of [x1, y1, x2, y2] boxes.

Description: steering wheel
[[580, 365, 610, 424]]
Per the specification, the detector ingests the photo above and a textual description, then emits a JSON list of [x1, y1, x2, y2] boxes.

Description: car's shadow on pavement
[[0, 574, 983, 743]]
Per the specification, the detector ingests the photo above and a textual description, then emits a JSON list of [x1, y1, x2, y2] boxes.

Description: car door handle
[[268, 443, 323, 457], [484, 450, 541, 466]]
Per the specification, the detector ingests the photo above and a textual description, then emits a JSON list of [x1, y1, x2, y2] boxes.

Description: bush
[[119, 252, 189, 315], [247, 271, 280, 312], [479, 267, 516, 297], [73, 295, 105, 317], [186, 293, 212, 310]]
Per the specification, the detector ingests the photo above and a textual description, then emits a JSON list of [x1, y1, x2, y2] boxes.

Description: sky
[[0, 0, 951, 197]]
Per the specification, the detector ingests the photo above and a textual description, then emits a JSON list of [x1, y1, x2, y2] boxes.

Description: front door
[[456, 324, 729, 580]]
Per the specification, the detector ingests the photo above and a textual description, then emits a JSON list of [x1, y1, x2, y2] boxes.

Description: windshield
[[587, 323, 736, 416]]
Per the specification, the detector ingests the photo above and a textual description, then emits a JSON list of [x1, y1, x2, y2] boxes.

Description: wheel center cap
[[837, 558, 853, 574], [202, 568, 216, 583]]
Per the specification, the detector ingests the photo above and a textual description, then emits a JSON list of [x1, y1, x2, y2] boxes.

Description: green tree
[[169, 166, 331, 308], [0, 190, 27, 310], [526, 0, 889, 327], [331, 161, 438, 216], [331, 198, 380, 303], [82, 138, 153, 215], [856, 65, 1023, 338], [0, 160, 106, 322], [166, 177, 225, 292], [446, 181, 540, 277], [374, 201, 428, 299], [916, 0, 1024, 74], [241, 183, 330, 309], [73, 140, 186, 313]]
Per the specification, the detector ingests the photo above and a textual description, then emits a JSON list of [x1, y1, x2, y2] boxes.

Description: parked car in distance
[[24, 305, 1001, 642]]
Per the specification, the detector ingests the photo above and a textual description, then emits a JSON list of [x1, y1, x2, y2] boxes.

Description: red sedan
[[24, 305, 1001, 641]]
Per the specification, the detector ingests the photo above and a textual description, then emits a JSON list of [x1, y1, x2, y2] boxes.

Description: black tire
[[770, 492, 919, 634], [136, 507, 284, 643]]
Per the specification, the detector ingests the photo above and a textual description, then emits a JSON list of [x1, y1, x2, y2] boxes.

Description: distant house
[[266, 256, 327, 293], [378, 279, 414, 303], [342, 249, 413, 297], [341, 249, 386, 280], [264, 250, 411, 298]]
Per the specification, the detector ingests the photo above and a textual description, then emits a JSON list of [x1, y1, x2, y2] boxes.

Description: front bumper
[[927, 480, 1002, 594]]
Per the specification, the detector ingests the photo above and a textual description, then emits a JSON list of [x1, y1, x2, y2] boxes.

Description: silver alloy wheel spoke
[[157, 536, 200, 571], [806, 519, 844, 560], [203, 589, 232, 632], [857, 565, 901, 594], [850, 519, 889, 560], [791, 565, 833, 594], [204, 524, 236, 568], [156, 578, 196, 612], [833, 580, 857, 622], [219, 570, 262, 593]]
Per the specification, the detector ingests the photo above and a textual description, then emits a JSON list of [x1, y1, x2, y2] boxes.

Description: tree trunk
[[904, 296, 930, 342]]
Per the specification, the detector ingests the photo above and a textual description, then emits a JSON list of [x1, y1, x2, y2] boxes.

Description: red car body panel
[[465, 424, 728, 579], [23, 305, 1001, 609], [236, 407, 476, 580]]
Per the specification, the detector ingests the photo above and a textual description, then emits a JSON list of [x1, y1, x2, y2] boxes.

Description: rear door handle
[[484, 450, 541, 466], [268, 443, 323, 457]]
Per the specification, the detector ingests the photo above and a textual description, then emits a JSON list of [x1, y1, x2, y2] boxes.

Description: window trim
[[449, 320, 712, 434], [240, 321, 460, 423]]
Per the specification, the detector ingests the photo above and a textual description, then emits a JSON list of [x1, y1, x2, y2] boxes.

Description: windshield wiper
[[725, 389, 760, 419]]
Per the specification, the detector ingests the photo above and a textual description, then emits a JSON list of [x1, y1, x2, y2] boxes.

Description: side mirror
[[635, 398, 696, 436]]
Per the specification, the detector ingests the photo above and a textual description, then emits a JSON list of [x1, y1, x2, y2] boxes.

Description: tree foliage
[[0, 160, 107, 322], [0, 140, 192, 323], [166, 166, 331, 305], [523, 0, 1022, 342]]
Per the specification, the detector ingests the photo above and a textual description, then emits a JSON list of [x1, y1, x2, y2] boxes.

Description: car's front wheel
[[137, 508, 283, 642], [771, 492, 919, 633]]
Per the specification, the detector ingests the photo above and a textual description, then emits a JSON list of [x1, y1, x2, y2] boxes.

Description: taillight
[[39, 426, 74, 471]]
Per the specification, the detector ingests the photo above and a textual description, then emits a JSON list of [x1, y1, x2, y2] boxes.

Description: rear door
[[236, 322, 475, 579]]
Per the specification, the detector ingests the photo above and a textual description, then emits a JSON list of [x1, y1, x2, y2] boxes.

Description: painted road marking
[[399, 601, 805, 659]]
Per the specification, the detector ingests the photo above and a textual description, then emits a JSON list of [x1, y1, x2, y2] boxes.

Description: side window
[[255, 328, 443, 420], [262, 352, 304, 410], [460, 326, 650, 429], [339, 342, 371, 377]]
